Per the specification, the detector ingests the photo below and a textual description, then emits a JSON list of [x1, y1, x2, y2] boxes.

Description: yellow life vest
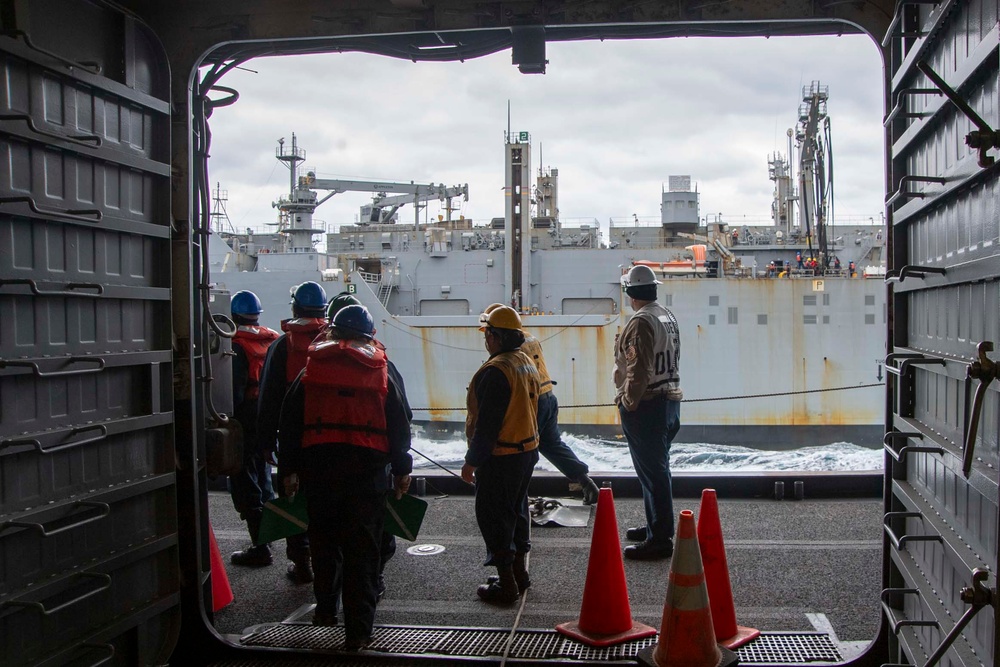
[[466, 349, 540, 456], [520, 331, 554, 395]]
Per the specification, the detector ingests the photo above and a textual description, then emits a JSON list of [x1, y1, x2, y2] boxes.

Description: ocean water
[[410, 431, 883, 473]]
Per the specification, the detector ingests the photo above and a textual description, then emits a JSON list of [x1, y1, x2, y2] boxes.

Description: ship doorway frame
[[154, 2, 924, 665]]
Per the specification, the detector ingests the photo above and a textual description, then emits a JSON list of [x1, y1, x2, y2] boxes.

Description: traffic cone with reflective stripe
[[208, 522, 233, 612], [698, 489, 759, 649], [637, 510, 738, 667], [556, 487, 658, 646]]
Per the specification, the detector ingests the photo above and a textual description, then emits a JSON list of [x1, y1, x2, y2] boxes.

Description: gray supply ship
[[209, 83, 886, 447]]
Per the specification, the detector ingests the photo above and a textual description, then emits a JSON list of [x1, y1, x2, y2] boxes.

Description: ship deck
[[208, 471, 885, 665]]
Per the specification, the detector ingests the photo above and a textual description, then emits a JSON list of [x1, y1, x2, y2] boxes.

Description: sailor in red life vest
[[461, 305, 541, 605], [278, 304, 412, 650], [325, 292, 412, 603], [255, 280, 328, 583], [228, 291, 281, 568]]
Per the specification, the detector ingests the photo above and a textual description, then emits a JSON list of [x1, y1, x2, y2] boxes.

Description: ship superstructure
[[209, 85, 886, 447]]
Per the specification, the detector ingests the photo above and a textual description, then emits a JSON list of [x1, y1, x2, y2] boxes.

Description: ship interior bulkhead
[[0, 1, 997, 667]]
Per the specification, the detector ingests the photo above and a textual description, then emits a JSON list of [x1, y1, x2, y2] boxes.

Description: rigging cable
[[409, 381, 885, 412]]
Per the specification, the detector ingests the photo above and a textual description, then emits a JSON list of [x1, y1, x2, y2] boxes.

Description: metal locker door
[[882, 1, 999, 666], [0, 1, 180, 664]]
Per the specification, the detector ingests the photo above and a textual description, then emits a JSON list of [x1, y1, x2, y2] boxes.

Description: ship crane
[[273, 134, 469, 253], [795, 81, 833, 268], [303, 175, 469, 226], [361, 185, 470, 224]]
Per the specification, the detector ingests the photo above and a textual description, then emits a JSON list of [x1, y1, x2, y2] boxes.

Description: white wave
[[410, 432, 882, 473]]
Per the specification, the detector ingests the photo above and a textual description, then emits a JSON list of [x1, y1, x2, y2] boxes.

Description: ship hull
[[210, 238, 886, 449]]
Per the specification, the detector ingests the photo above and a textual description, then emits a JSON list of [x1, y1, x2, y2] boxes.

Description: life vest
[[520, 331, 554, 394], [617, 302, 681, 394], [281, 317, 327, 383], [466, 349, 540, 456], [300, 337, 389, 453], [232, 325, 280, 402]]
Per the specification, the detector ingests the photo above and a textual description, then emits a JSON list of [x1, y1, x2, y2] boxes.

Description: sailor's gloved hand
[[283, 473, 299, 498], [393, 474, 411, 500], [460, 463, 476, 485]]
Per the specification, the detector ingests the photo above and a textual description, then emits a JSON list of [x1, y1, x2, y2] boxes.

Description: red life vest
[[281, 317, 328, 383], [301, 337, 390, 453], [232, 325, 280, 402]]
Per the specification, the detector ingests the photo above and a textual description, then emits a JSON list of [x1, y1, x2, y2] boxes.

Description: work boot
[[287, 559, 314, 584], [477, 565, 519, 605], [624, 539, 673, 561], [487, 552, 531, 593], [512, 551, 531, 592], [312, 607, 338, 627], [625, 526, 648, 542], [578, 475, 600, 505], [231, 544, 273, 567]]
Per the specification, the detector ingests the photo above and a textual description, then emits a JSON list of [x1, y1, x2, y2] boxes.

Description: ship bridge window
[[823, 294, 831, 306], [663, 294, 673, 307], [758, 314, 767, 325], [865, 295, 876, 306], [865, 314, 876, 325], [709, 296, 719, 306], [708, 314, 716, 325], [728, 306, 738, 324], [804, 314, 818, 324], [803, 295, 818, 306]]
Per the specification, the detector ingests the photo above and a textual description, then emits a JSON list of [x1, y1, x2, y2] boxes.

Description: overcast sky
[[205, 34, 885, 239]]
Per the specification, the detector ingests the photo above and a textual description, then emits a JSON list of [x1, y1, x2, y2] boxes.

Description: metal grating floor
[[238, 624, 844, 664]]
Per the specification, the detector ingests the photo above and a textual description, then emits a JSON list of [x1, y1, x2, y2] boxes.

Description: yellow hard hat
[[479, 304, 522, 332], [478, 302, 506, 325]]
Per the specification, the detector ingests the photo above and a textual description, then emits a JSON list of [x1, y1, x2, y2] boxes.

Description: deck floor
[[208, 483, 883, 661]]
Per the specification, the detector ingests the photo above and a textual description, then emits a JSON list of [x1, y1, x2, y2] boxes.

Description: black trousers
[[302, 454, 386, 643], [474, 449, 539, 567]]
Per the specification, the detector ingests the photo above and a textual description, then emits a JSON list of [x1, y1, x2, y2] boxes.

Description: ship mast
[[795, 81, 831, 267], [274, 134, 324, 253], [505, 130, 532, 312], [210, 183, 233, 233]]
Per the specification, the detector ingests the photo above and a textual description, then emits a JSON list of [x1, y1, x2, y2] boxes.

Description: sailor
[[228, 290, 281, 567], [796, 251, 803, 269], [849, 260, 856, 278], [461, 305, 540, 604], [616, 264, 682, 561], [256, 280, 329, 584], [327, 292, 413, 601], [277, 304, 412, 649], [478, 303, 599, 505]]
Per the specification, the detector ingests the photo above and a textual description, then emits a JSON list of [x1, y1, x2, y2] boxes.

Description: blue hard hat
[[231, 290, 263, 316], [290, 281, 327, 309], [332, 304, 375, 339]]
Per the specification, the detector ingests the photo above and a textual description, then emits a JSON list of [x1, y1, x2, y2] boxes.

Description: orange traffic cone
[[698, 489, 760, 649], [208, 522, 233, 612], [637, 510, 738, 667], [556, 487, 657, 646]]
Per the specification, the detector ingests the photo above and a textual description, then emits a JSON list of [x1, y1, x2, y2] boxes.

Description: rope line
[[409, 382, 884, 412]]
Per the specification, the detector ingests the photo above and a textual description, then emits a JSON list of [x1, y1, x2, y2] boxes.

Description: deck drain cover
[[407, 544, 445, 556], [239, 624, 844, 663]]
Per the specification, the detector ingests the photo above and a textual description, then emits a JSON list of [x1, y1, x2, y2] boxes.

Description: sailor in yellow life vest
[[477, 305, 600, 504], [461, 305, 540, 604]]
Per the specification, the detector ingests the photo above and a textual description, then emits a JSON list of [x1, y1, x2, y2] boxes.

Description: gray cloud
[[207, 34, 884, 237]]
